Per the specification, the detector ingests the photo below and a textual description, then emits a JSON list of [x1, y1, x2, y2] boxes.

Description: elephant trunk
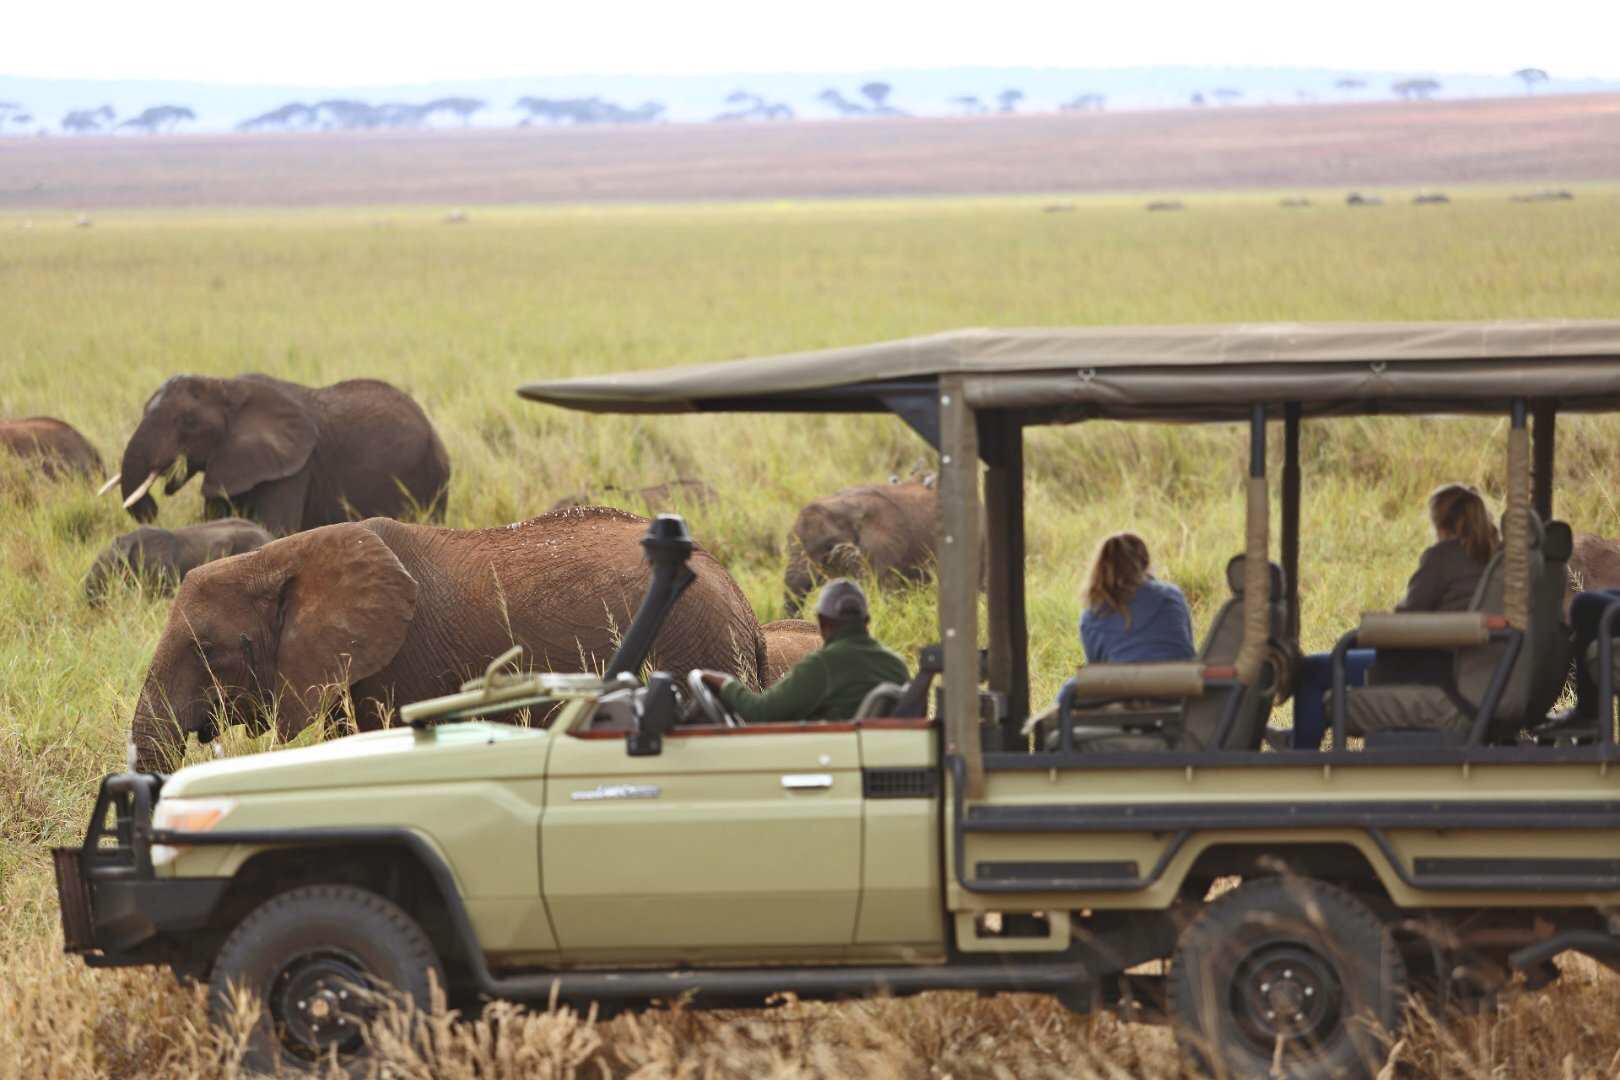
[[130, 641, 207, 773], [83, 549, 122, 607], [783, 555, 815, 617], [118, 413, 182, 522]]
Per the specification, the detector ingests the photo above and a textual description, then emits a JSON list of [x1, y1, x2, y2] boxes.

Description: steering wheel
[[686, 669, 741, 728]]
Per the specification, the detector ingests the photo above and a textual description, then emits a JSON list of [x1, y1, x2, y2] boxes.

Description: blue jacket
[[1080, 578, 1197, 664]]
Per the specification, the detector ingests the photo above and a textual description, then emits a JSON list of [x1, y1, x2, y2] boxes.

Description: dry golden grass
[[6, 193, 1620, 1075]]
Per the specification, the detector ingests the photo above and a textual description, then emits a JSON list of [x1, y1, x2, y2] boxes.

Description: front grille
[[862, 767, 939, 799], [53, 847, 95, 952]]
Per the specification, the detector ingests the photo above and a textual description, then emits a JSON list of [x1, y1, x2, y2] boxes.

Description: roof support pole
[[1282, 402, 1302, 642], [981, 413, 1029, 743], [1504, 398, 1531, 630], [1533, 403, 1557, 522], [1235, 403, 1271, 686], [938, 376, 985, 797]]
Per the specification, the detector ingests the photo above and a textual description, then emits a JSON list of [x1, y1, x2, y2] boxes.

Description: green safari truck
[[56, 322, 1620, 1077]]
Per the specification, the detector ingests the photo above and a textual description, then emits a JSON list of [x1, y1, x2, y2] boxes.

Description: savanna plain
[[4, 191, 1620, 1077]]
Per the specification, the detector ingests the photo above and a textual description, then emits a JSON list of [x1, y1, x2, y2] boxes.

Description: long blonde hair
[[1087, 533, 1152, 622], [1429, 483, 1499, 563]]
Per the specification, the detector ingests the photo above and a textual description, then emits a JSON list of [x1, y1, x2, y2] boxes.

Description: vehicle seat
[[1058, 554, 1287, 752], [888, 644, 942, 718], [1531, 522, 1575, 718], [854, 683, 905, 720], [1183, 556, 1288, 749], [1344, 513, 1551, 746]]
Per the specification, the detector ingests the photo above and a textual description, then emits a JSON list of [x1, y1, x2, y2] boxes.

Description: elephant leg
[[249, 472, 311, 536]]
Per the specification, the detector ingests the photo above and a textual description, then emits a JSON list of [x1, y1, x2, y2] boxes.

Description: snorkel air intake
[[605, 515, 697, 680]]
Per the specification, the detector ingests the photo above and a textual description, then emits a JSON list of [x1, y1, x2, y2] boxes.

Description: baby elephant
[[1, 417, 102, 480], [784, 479, 938, 614], [85, 519, 273, 604]]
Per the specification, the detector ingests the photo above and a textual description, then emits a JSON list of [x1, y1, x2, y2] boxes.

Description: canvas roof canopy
[[517, 320, 1620, 424]]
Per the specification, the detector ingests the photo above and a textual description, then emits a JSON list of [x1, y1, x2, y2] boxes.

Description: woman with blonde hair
[[1367, 483, 1500, 686], [1078, 532, 1196, 664]]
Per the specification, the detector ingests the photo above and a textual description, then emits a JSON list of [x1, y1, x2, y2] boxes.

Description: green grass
[[4, 190, 1620, 1075]]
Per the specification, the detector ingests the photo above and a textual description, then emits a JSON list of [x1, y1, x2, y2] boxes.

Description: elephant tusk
[[123, 469, 161, 509], [96, 473, 122, 496]]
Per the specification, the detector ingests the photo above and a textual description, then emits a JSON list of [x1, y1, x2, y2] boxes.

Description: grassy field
[[5, 190, 1620, 1075]]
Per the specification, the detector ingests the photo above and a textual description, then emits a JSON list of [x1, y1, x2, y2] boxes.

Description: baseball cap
[[815, 578, 870, 620]]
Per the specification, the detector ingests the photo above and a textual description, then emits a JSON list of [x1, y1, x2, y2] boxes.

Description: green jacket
[[721, 626, 910, 725]]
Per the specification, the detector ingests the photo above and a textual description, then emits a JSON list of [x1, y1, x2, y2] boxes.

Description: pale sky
[[6, 0, 1619, 84]]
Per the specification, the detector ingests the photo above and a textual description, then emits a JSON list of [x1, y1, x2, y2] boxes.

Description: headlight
[[150, 797, 236, 868]]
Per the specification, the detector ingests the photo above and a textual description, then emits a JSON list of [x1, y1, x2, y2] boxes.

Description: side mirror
[[628, 672, 678, 757]]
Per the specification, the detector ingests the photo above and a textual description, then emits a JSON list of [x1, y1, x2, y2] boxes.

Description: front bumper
[[53, 772, 228, 966]]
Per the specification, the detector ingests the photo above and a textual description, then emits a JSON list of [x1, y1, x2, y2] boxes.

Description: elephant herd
[[3, 375, 946, 771]]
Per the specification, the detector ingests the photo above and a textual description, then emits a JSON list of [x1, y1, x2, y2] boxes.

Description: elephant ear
[[269, 523, 418, 729], [203, 377, 318, 500]]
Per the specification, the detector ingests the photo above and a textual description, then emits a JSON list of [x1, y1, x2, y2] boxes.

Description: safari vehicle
[[55, 321, 1620, 1077]]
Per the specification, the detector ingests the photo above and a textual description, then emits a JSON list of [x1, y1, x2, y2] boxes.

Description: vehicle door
[[541, 722, 863, 960]]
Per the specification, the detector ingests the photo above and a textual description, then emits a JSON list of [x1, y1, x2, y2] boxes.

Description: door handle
[[781, 773, 834, 790]]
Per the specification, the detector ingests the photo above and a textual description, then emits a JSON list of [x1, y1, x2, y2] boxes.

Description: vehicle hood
[[161, 722, 550, 799]]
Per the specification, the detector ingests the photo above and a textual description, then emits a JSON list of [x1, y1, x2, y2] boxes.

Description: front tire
[[1169, 877, 1405, 1079], [208, 884, 444, 1074]]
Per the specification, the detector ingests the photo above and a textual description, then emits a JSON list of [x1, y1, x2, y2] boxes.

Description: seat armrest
[[1070, 662, 1211, 700], [1355, 612, 1505, 650]]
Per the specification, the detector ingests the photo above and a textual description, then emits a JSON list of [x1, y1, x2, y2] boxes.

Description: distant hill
[[0, 66, 1614, 134]]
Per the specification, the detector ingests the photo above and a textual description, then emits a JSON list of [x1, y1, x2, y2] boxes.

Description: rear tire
[[208, 884, 444, 1075], [1169, 877, 1405, 1079]]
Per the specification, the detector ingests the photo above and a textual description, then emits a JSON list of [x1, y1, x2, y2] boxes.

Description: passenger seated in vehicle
[[699, 579, 909, 724], [1366, 484, 1500, 686], [1079, 533, 1196, 664], [1292, 484, 1499, 747], [1545, 588, 1620, 728]]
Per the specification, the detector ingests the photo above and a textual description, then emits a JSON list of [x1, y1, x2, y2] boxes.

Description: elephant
[[1568, 533, 1620, 605], [761, 619, 822, 684], [548, 479, 718, 514], [130, 507, 767, 770], [108, 374, 450, 536], [0, 417, 102, 480], [84, 518, 273, 604], [783, 479, 939, 614]]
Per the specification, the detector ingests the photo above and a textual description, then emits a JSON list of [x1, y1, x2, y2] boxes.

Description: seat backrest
[[1455, 512, 1547, 742], [890, 644, 941, 718], [854, 682, 904, 721], [1183, 555, 1287, 749], [1527, 520, 1574, 720]]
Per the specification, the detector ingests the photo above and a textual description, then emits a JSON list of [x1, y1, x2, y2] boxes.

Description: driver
[[700, 579, 908, 724]]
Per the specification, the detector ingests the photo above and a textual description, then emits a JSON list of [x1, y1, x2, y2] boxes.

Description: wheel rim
[[268, 947, 376, 1062], [1227, 942, 1345, 1053]]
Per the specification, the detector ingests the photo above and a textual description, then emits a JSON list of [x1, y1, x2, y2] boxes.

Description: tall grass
[[4, 191, 1620, 1075]]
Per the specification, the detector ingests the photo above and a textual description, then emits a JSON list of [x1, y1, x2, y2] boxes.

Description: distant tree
[[817, 88, 867, 117], [12, 113, 31, 125], [314, 99, 377, 129], [237, 102, 317, 131], [1392, 78, 1442, 101], [1060, 92, 1106, 111], [715, 90, 795, 122], [119, 105, 196, 133], [1334, 77, 1367, 95], [426, 97, 486, 126], [997, 88, 1024, 113], [1514, 68, 1549, 94], [949, 94, 985, 115], [1189, 92, 1206, 107], [61, 105, 116, 133], [860, 81, 892, 110], [1212, 87, 1243, 105]]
